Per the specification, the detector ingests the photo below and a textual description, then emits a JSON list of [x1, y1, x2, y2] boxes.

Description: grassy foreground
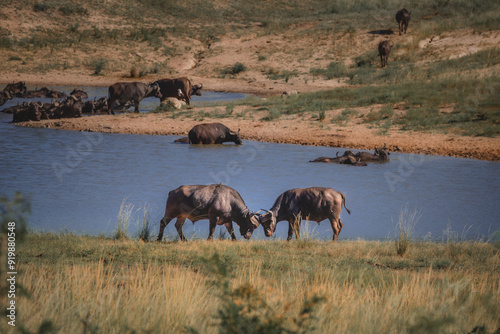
[[3, 233, 499, 333]]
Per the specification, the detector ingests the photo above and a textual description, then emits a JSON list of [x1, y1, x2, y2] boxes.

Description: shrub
[[310, 61, 347, 80], [221, 62, 247, 77], [89, 58, 107, 75]]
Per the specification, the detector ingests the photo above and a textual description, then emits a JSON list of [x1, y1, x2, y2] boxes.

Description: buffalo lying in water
[[258, 187, 351, 241], [157, 184, 259, 241], [188, 123, 242, 145], [9, 95, 85, 122], [310, 146, 390, 165]]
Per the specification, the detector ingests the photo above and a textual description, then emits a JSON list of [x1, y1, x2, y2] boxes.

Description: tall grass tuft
[[394, 205, 422, 256], [137, 204, 153, 242], [115, 198, 134, 240]]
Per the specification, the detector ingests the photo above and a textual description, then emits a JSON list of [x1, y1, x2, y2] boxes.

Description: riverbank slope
[[19, 110, 500, 161]]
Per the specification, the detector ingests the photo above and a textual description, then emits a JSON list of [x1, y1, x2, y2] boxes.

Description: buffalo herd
[[1, 9, 410, 241], [0, 77, 204, 122]]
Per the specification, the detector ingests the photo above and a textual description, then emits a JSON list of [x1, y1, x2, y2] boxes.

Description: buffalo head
[[150, 82, 163, 99], [258, 210, 276, 237], [229, 128, 242, 145], [239, 212, 260, 239], [190, 83, 203, 97]]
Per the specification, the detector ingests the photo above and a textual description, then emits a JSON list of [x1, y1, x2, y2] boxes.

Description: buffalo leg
[[134, 100, 140, 113], [287, 219, 301, 241], [207, 217, 218, 241], [329, 218, 341, 241], [287, 222, 294, 241], [174, 217, 187, 241], [157, 216, 172, 241], [107, 99, 117, 115], [224, 222, 237, 241]]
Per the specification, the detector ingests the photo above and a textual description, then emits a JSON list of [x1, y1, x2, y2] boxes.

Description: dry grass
[[4, 233, 499, 333]]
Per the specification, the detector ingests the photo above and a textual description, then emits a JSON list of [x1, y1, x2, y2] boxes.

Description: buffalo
[[354, 146, 390, 163], [3, 81, 27, 97], [378, 40, 393, 68], [12, 102, 42, 122], [174, 136, 190, 143], [396, 8, 411, 35], [155, 77, 203, 105], [258, 187, 351, 241], [108, 82, 162, 114], [69, 88, 89, 99], [188, 123, 242, 145], [10, 95, 85, 121], [311, 147, 390, 164], [21, 87, 67, 99], [0, 91, 12, 106], [310, 150, 368, 166], [157, 184, 259, 241]]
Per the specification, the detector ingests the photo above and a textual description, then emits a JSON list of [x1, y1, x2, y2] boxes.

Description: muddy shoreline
[[16, 111, 500, 161]]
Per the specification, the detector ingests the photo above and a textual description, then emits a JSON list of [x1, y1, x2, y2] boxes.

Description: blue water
[[1, 86, 499, 241]]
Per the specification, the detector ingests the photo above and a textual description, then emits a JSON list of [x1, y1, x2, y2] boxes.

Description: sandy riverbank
[[17, 107, 500, 161]]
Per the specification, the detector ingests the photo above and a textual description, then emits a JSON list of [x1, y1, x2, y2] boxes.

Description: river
[[1, 86, 499, 241]]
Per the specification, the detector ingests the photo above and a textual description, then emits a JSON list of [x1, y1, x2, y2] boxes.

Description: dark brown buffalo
[[258, 187, 351, 241], [355, 146, 390, 163], [3, 81, 27, 97], [0, 91, 12, 106], [174, 136, 190, 143], [378, 40, 393, 68], [310, 150, 358, 164], [12, 102, 42, 122], [155, 77, 203, 105], [108, 82, 162, 114], [81, 97, 108, 114], [188, 123, 242, 145], [157, 184, 259, 241], [396, 8, 411, 35], [3, 102, 30, 114], [21, 87, 67, 99], [69, 88, 89, 99]]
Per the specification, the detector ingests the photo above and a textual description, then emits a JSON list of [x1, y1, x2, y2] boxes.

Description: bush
[[89, 58, 107, 75], [221, 62, 247, 77]]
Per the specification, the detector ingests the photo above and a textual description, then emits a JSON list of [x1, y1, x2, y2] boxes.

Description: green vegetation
[[5, 232, 499, 333], [228, 74, 499, 136], [221, 62, 247, 77]]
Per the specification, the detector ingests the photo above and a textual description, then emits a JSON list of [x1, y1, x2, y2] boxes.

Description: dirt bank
[[18, 109, 500, 161]]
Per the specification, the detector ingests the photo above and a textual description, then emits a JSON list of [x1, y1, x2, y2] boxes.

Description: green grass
[[6, 232, 500, 333]]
